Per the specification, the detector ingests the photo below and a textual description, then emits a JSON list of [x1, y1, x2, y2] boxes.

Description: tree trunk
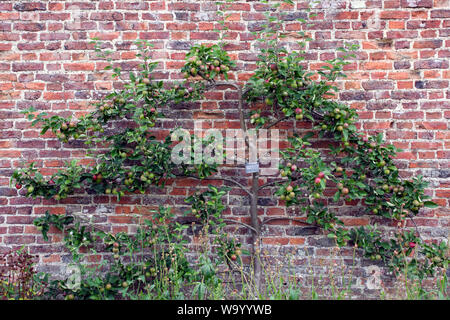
[[250, 171, 262, 296]]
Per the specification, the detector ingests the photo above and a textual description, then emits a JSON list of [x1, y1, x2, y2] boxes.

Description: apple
[[143, 78, 150, 84], [341, 188, 349, 195], [16, 184, 22, 189], [291, 164, 297, 171], [318, 172, 325, 179], [286, 185, 293, 192], [314, 177, 321, 184]]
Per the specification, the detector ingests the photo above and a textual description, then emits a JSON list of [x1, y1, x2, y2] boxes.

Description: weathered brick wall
[[0, 0, 449, 298]]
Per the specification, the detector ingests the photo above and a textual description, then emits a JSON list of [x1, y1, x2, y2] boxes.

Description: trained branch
[[264, 116, 288, 130], [257, 179, 288, 191], [262, 216, 314, 227], [177, 174, 252, 196], [222, 218, 257, 233]]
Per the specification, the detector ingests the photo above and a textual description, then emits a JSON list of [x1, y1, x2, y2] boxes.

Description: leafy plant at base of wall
[[0, 248, 48, 300], [34, 186, 232, 300], [350, 226, 448, 281], [35, 206, 192, 300]]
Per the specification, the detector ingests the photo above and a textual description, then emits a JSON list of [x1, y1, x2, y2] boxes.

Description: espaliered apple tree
[[11, 2, 448, 290]]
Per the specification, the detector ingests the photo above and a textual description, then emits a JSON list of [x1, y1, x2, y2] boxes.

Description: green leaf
[[423, 201, 438, 209]]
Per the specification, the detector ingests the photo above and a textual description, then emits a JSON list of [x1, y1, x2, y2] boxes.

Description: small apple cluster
[[217, 238, 242, 264], [320, 102, 358, 147], [305, 168, 329, 200], [181, 44, 234, 82], [169, 82, 206, 105], [57, 120, 78, 142], [277, 183, 300, 204], [249, 110, 267, 127], [279, 161, 298, 178], [336, 181, 349, 198]]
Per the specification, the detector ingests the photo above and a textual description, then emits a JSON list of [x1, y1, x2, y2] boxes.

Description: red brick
[[380, 11, 410, 19]]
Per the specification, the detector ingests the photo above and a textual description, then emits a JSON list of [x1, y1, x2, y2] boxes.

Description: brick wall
[[0, 0, 449, 298]]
